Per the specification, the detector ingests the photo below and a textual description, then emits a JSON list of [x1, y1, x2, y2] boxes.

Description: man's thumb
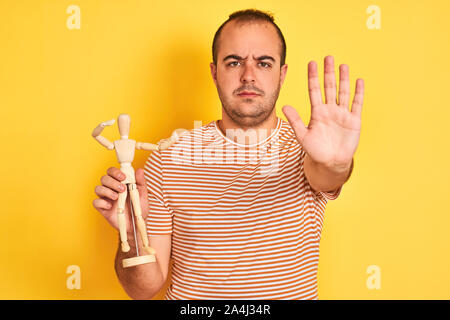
[[135, 168, 147, 194]]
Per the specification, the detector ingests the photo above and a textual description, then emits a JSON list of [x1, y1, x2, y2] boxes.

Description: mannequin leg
[[117, 188, 130, 252], [128, 183, 156, 255]]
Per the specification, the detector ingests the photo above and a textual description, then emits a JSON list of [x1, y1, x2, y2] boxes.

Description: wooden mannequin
[[92, 113, 187, 268]]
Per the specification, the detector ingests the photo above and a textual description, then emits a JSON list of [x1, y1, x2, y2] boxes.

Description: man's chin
[[230, 113, 269, 128]]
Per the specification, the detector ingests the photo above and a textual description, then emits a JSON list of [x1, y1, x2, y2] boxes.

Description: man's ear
[[210, 62, 218, 87], [280, 64, 288, 87]]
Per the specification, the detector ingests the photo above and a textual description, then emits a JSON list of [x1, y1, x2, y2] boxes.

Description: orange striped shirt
[[144, 117, 341, 300]]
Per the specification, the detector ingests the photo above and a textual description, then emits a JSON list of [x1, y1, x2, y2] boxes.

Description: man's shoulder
[[157, 119, 218, 153]]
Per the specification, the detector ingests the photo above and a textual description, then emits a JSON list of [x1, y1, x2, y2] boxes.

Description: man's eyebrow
[[222, 54, 276, 63]]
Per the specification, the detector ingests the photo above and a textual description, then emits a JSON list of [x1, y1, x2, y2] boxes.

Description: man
[[93, 8, 364, 299]]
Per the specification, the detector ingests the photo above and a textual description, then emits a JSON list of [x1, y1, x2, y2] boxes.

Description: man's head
[[210, 9, 288, 129]]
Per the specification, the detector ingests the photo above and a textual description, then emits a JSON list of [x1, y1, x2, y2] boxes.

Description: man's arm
[[304, 153, 354, 193], [115, 233, 171, 300], [282, 56, 364, 195]]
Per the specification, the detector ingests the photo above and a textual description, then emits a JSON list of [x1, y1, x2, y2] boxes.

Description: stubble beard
[[218, 82, 281, 130]]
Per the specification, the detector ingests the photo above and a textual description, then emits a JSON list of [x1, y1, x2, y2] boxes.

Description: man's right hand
[[93, 167, 149, 235]]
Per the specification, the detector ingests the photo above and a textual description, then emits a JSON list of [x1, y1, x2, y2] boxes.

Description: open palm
[[282, 56, 364, 167]]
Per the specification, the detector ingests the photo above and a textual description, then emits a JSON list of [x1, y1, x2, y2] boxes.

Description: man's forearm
[[304, 154, 354, 192], [115, 232, 164, 300]]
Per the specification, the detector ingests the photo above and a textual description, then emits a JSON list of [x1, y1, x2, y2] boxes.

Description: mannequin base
[[122, 254, 156, 268]]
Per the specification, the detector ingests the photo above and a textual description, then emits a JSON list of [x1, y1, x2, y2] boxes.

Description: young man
[[93, 9, 364, 299]]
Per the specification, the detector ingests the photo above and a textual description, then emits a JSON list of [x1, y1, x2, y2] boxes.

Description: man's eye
[[227, 61, 271, 68]]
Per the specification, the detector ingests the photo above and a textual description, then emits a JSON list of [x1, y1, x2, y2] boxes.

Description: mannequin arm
[[158, 128, 188, 150], [92, 119, 115, 150], [136, 129, 188, 151], [136, 142, 159, 151]]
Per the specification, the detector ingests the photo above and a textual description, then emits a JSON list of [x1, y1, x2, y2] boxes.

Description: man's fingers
[[107, 167, 126, 181], [93, 198, 113, 211], [101, 174, 127, 193], [308, 61, 323, 108], [282, 105, 307, 144], [351, 78, 365, 118], [338, 64, 350, 108], [95, 185, 119, 201], [324, 55, 337, 105]]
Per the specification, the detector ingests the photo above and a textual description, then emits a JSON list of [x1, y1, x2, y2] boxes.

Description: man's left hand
[[282, 55, 364, 169]]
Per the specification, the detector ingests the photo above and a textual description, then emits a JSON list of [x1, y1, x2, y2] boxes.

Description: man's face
[[210, 20, 288, 128]]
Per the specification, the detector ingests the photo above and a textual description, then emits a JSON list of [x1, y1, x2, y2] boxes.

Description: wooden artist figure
[[91, 113, 186, 268]]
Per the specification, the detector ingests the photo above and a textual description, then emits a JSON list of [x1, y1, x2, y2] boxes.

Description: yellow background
[[0, 0, 449, 299]]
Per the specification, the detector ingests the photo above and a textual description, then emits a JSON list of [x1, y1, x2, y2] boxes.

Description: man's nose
[[240, 63, 256, 83]]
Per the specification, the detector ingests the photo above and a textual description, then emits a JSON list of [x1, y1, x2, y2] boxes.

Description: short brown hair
[[212, 9, 287, 67]]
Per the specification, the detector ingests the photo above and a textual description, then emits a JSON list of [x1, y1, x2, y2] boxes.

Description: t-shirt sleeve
[[313, 185, 342, 201], [143, 150, 173, 235]]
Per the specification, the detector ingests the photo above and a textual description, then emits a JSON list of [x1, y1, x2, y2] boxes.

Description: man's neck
[[217, 114, 279, 145]]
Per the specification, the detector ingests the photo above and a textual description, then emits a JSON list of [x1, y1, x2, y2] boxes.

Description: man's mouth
[[238, 91, 260, 97]]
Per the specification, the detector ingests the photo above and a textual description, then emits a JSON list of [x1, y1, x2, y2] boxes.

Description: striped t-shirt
[[144, 117, 341, 300]]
